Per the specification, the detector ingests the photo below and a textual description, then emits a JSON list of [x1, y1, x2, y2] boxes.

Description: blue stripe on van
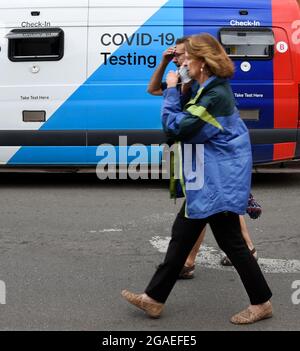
[[87, 145, 163, 165], [252, 144, 274, 164], [42, 0, 183, 131], [7, 147, 87, 165]]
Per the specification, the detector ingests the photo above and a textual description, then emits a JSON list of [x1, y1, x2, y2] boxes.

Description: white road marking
[[98, 229, 123, 233], [150, 236, 300, 274]]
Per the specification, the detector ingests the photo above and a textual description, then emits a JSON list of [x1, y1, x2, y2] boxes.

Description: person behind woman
[[180, 214, 258, 278], [122, 33, 272, 324]]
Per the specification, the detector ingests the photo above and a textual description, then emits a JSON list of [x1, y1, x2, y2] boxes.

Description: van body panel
[[184, 0, 271, 9], [0, 0, 88, 9], [0, 3, 88, 164], [89, 8, 183, 27], [89, 0, 169, 7], [0, 8, 88, 28], [0, 0, 299, 166]]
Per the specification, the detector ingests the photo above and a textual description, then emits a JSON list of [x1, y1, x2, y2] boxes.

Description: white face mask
[[178, 65, 192, 84]]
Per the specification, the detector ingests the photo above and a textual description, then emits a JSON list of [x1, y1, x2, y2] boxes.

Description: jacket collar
[[202, 76, 228, 93], [200, 75, 216, 89], [184, 76, 229, 109]]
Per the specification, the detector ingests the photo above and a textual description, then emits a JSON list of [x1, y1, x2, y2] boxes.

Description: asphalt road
[[0, 169, 299, 331]]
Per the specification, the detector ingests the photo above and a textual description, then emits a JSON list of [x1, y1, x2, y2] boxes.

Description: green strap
[[186, 105, 224, 130], [169, 150, 177, 200], [184, 87, 204, 109], [177, 142, 186, 198]]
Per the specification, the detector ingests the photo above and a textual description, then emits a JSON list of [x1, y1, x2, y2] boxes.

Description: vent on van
[[23, 111, 46, 123], [6, 28, 64, 62], [239, 109, 260, 121], [220, 28, 274, 59]]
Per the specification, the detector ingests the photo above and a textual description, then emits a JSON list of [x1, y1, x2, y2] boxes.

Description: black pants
[[145, 205, 272, 305]]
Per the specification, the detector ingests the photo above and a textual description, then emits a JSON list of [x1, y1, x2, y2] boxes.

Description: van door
[[0, 0, 88, 166], [184, 0, 298, 164], [219, 26, 298, 163]]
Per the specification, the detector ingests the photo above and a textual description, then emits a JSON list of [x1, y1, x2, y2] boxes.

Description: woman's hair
[[185, 33, 235, 78]]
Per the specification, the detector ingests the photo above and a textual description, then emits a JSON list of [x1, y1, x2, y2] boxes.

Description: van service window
[[220, 28, 274, 59], [6, 28, 64, 62]]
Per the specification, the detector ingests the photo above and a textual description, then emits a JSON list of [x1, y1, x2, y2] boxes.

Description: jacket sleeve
[[161, 87, 224, 142]]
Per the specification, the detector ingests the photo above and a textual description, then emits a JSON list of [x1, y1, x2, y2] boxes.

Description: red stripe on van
[[299, 84, 300, 127], [272, 0, 298, 129], [273, 142, 296, 161]]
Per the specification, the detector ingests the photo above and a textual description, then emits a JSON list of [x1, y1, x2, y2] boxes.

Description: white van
[[0, 0, 299, 168]]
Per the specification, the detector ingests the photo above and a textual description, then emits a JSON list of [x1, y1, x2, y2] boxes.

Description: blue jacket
[[162, 76, 252, 219]]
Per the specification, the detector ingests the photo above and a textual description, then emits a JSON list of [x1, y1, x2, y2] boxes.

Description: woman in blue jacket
[[122, 34, 272, 324]]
